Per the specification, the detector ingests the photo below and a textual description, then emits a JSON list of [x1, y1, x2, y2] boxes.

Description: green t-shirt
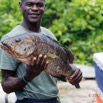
[[0, 25, 58, 100]]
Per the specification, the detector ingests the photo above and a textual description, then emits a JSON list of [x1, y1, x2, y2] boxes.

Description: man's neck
[[21, 21, 41, 32]]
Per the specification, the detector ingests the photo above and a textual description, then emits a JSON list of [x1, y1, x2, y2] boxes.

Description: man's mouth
[[30, 15, 39, 17], [29, 13, 40, 16], [29, 12, 40, 17]]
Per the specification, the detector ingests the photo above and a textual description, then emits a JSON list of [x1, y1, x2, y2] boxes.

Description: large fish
[[1, 33, 80, 88]]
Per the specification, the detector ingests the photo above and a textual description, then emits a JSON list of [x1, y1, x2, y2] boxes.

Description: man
[[0, 0, 82, 103]]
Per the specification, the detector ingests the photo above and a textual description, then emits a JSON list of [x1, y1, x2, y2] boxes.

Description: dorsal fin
[[43, 34, 75, 63], [63, 48, 75, 63]]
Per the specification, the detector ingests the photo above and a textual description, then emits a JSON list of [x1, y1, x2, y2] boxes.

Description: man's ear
[[44, 3, 46, 10], [19, 2, 22, 11], [45, 3, 46, 7]]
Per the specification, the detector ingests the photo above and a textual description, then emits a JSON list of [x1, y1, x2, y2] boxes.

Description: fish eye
[[24, 48, 27, 51], [15, 38, 21, 43]]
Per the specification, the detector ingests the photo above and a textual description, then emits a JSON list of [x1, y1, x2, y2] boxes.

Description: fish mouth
[[1, 42, 21, 58], [1, 42, 13, 54]]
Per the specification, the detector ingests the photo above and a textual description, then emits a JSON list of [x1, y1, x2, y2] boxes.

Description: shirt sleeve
[[41, 27, 57, 41]]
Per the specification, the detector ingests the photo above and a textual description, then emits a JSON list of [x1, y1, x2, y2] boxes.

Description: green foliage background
[[0, 0, 103, 65]]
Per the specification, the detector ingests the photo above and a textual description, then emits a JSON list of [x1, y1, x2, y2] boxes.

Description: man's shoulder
[[41, 27, 51, 32], [1, 25, 27, 41], [5, 25, 27, 37], [41, 27, 57, 40]]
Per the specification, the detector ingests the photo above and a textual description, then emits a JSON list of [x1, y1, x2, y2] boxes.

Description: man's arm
[[1, 70, 27, 93], [1, 54, 48, 93]]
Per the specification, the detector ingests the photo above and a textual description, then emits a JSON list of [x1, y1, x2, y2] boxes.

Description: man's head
[[19, 0, 46, 25]]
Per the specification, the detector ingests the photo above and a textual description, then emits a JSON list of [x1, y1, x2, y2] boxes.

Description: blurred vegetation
[[0, 0, 103, 66]]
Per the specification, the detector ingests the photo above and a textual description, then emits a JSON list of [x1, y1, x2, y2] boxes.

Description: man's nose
[[32, 5, 38, 10]]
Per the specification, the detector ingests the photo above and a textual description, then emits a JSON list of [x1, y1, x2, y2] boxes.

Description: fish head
[[1, 34, 36, 60]]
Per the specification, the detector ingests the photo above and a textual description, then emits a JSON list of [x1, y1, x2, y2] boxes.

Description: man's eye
[[26, 2, 45, 8], [26, 3, 33, 6], [37, 3, 45, 7]]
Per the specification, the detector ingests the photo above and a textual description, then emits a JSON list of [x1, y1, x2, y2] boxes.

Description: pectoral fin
[[64, 48, 76, 63], [45, 53, 58, 59]]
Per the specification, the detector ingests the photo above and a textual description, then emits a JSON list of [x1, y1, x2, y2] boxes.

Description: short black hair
[[21, 0, 45, 3]]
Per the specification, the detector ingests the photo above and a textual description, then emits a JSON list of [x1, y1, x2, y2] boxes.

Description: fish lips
[[1, 42, 30, 58], [1, 41, 12, 54]]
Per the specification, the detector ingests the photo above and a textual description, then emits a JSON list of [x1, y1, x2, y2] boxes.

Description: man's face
[[20, 0, 45, 24]]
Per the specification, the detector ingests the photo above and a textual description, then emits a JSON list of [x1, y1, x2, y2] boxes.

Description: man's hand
[[24, 54, 48, 82], [67, 68, 82, 85]]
